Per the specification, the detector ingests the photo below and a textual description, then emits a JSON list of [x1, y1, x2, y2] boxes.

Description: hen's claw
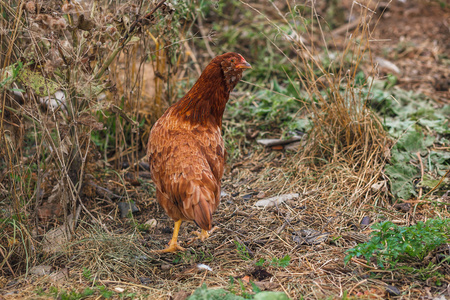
[[153, 242, 185, 253], [192, 230, 209, 242], [191, 226, 218, 242], [153, 219, 185, 253]]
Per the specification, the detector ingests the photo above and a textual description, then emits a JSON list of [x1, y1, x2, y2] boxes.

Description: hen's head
[[211, 52, 251, 91]]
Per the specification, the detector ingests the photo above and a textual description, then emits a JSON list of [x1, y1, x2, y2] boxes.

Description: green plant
[[271, 255, 291, 268], [228, 276, 263, 299], [47, 286, 95, 300], [188, 282, 289, 300], [82, 267, 92, 281], [98, 285, 114, 298], [361, 77, 450, 200], [255, 255, 291, 268], [345, 219, 450, 268], [234, 240, 251, 261], [172, 249, 213, 264]]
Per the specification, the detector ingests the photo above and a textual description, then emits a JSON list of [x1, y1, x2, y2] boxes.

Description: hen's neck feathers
[[172, 61, 237, 128]]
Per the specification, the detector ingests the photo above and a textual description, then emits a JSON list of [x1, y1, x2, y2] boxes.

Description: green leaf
[[255, 258, 265, 267], [254, 292, 289, 300], [9, 88, 25, 93], [17, 68, 59, 97], [385, 162, 417, 199], [187, 284, 245, 300], [345, 219, 450, 269], [251, 281, 261, 294], [398, 130, 424, 153]]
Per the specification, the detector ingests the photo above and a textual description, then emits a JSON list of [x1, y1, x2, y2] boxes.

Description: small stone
[[145, 219, 157, 228], [393, 202, 411, 213], [385, 285, 400, 296], [30, 265, 52, 276], [360, 216, 371, 227], [256, 191, 266, 199], [242, 194, 253, 200], [118, 201, 139, 218], [139, 277, 152, 285]]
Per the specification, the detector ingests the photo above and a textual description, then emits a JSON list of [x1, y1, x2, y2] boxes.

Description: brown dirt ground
[[368, 0, 450, 104], [1, 0, 449, 299]]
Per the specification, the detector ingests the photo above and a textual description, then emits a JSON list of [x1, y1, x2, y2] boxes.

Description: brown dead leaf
[[42, 208, 80, 254], [253, 281, 278, 291], [172, 290, 191, 300], [49, 268, 69, 282], [60, 135, 72, 156], [30, 265, 52, 276], [77, 14, 95, 31], [293, 229, 330, 245], [77, 113, 104, 131], [42, 225, 71, 254], [37, 202, 63, 221]]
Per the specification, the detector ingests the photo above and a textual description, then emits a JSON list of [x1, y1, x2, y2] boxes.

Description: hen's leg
[[155, 220, 185, 253]]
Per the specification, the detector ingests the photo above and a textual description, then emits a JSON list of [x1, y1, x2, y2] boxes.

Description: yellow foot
[[191, 226, 218, 242], [153, 242, 186, 253]]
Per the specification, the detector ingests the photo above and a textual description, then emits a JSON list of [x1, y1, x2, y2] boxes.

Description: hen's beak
[[236, 61, 252, 69]]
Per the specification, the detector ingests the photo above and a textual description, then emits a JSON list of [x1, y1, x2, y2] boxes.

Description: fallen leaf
[[375, 57, 401, 74], [42, 226, 71, 254], [292, 229, 329, 245], [371, 181, 386, 191], [254, 193, 299, 208], [385, 285, 401, 296], [173, 290, 191, 300], [254, 291, 289, 300], [257, 136, 302, 147], [360, 216, 371, 227], [30, 265, 52, 276], [49, 269, 68, 282], [393, 202, 411, 213], [256, 191, 265, 199], [42, 209, 79, 254]]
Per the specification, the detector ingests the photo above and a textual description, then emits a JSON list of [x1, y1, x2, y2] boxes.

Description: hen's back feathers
[[148, 113, 224, 230], [147, 52, 251, 232]]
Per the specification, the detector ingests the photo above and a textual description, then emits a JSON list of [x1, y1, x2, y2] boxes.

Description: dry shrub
[[246, 0, 393, 210], [296, 3, 392, 209], [0, 0, 184, 276]]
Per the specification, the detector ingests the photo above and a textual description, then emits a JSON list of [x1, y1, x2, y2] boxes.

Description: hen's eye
[[230, 58, 235, 63]]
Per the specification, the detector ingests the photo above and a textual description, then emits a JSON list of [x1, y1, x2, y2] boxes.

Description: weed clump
[[247, 2, 394, 209], [345, 218, 450, 268]]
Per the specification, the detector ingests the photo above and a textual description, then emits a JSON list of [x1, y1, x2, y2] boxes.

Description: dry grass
[[240, 0, 392, 212], [0, 0, 177, 278], [1, 0, 449, 299]]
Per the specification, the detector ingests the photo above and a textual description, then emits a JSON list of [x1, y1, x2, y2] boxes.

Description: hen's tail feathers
[[192, 186, 214, 231]]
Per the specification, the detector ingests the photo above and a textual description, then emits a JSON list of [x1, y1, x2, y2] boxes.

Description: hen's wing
[[148, 115, 224, 230]]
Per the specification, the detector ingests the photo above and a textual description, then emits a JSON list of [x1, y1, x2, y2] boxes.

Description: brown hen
[[147, 52, 251, 252]]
